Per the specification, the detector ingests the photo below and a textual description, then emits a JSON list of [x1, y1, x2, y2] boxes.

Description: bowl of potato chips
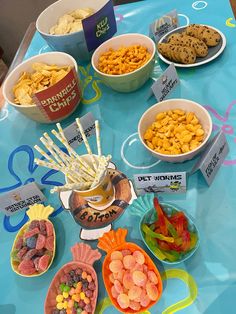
[[36, 0, 107, 61], [138, 99, 212, 162], [3, 51, 81, 123], [91, 33, 156, 93]]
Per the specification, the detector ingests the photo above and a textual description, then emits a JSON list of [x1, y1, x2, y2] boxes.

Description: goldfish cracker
[[144, 109, 205, 155]]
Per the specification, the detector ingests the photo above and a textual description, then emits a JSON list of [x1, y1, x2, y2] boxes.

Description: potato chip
[[49, 8, 94, 35], [13, 63, 71, 106]]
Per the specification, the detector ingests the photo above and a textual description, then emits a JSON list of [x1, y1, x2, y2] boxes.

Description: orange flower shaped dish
[[44, 243, 101, 314], [98, 228, 163, 313]]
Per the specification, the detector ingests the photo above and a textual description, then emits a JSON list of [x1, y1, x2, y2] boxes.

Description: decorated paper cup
[[98, 228, 163, 313], [45, 243, 101, 314], [91, 33, 156, 93], [2, 52, 81, 123], [65, 154, 115, 210], [36, 0, 116, 61], [10, 204, 56, 277], [129, 194, 200, 265]]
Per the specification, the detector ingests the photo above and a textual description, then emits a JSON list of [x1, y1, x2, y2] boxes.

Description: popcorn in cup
[[66, 154, 115, 210]]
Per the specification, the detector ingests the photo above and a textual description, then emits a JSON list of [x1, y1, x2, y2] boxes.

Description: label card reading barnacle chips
[[82, 0, 117, 52], [150, 63, 180, 102], [191, 131, 229, 185], [134, 172, 186, 194], [63, 112, 96, 149], [33, 67, 81, 122], [149, 9, 179, 43], [0, 182, 46, 216]]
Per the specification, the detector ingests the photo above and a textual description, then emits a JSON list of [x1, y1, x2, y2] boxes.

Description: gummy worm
[[161, 269, 198, 314], [81, 79, 102, 105], [95, 297, 112, 314], [226, 17, 236, 27]]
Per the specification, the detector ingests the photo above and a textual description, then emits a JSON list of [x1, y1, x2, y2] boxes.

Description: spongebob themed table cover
[[1, 0, 236, 313]]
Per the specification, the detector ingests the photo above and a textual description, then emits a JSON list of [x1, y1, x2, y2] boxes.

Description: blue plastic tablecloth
[[1, 0, 236, 313]]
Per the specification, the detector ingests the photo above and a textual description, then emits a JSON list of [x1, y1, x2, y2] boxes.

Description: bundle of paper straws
[[34, 119, 111, 194]]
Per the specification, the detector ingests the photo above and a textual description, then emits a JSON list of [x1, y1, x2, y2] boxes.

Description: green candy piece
[[59, 283, 65, 292], [63, 285, 70, 293], [74, 302, 78, 309], [77, 308, 82, 314]]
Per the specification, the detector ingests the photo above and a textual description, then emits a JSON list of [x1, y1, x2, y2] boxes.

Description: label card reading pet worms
[[149, 9, 179, 43], [191, 131, 229, 185], [0, 182, 46, 216], [134, 171, 186, 194], [63, 112, 96, 149]]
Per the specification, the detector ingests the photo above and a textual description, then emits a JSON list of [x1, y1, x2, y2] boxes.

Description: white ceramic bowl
[[138, 99, 212, 163], [2, 52, 79, 123], [36, 0, 112, 61], [91, 33, 156, 93]]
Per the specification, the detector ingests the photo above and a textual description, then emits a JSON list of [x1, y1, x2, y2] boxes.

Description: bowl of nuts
[[138, 99, 212, 162], [91, 33, 156, 93]]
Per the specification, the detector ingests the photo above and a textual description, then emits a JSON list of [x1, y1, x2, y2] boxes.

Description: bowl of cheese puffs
[[138, 99, 212, 162]]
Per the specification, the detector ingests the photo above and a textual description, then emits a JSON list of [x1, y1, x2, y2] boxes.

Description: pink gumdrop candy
[[109, 260, 123, 273], [121, 249, 131, 256], [111, 285, 119, 298], [129, 300, 141, 311], [128, 285, 142, 301], [148, 271, 159, 285], [140, 291, 151, 307], [133, 251, 145, 265], [109, 273, 115, 284], [114, 280, 124, 294], [143, 264, 148, 274], [132, 271, 147, 287], [123, 255, 136, 270], [123, 271, 134, 290], [111, 251, 123, 261], [133, 262, 144, 272], [117, 293, 130, 309], [116, 269, 125, 283], [146, 281, 159, 301]]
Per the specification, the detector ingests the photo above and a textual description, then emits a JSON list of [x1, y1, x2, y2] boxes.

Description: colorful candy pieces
[[12, 219, 55, 276], [52, 268, 96, 314], [108, 249, 160, 311]]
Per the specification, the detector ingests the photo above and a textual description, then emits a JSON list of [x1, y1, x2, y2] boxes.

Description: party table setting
[[1, 0, 236, 313]]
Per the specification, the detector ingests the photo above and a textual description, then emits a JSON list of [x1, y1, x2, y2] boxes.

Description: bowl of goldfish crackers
[[91, 33, 156, 93], [3, 51, 81, 123], [138, 98, 212, 162]]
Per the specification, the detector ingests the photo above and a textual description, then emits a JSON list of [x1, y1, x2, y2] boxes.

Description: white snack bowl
[[36, 0, 114, 61], [2, 51, 79, 123], [138, 98, 213, 163], [91, 33, 156, 93]]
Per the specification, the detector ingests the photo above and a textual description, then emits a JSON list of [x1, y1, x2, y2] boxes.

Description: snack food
[[142, 197, 199, 263], [97, 45, 151, 75], [50, 8, 94, 35], [11, 204, 55, 277], [167, 33, 208, 57], [157, 24, 221, 64], [185, 24, 221, 46], [143, 108, 205, 155], [45, 243, 101, 314], [13, 63, 71, 105], [98, 228, 162, 313]]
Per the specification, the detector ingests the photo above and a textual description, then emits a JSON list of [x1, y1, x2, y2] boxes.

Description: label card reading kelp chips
[[134, 172, 186, 194], [151, 63, 180, 102], [149, 9, 179, 43], [0, 182, 46, 216], [82, 0, 117, 52], [63, 112, 96, 149], [191, 131, 229, 185], [33, 68, 81, 122]]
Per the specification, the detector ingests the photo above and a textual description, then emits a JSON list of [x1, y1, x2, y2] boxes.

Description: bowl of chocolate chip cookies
[[157, 24, 226, 67]]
